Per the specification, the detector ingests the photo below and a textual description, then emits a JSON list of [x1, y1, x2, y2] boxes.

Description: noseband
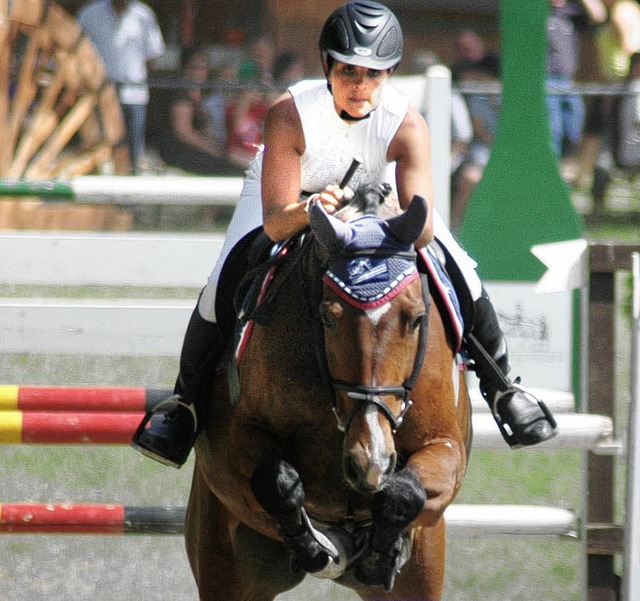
[[317, 248, 429, 434]]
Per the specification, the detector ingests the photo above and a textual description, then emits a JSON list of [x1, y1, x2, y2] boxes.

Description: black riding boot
[[131, 304, 223, 468], [466, 289, 558, 448]]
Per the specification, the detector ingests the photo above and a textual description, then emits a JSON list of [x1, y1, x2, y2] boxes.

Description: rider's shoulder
[[399, 104, 429, 134], [267, 92, 297, 122]]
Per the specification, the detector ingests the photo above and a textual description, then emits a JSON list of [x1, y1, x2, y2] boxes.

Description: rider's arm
[[389, 105, 435, 248], [261, 95, 343, 242]]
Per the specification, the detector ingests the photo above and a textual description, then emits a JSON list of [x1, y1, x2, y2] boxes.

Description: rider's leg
[[132, 167, 264, 468], [431, 212, 557, 447], [131, 299, 224, 468], [464, 287, 557, 446]]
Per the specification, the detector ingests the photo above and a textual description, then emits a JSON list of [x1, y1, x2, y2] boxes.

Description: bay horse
[[185, 184, 472, 601]]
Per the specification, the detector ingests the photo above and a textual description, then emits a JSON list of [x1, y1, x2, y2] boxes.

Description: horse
[[184, 184, 472, 601]]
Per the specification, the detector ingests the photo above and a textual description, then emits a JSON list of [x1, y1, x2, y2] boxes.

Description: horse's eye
[[410, 313, 427, 332], [320, 301, 342, 330]]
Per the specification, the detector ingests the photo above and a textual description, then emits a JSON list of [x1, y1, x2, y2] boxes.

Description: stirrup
[[490, 384, 558, 449]]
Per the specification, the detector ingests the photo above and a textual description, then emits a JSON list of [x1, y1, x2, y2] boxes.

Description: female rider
[[132, 1, 557, 469]]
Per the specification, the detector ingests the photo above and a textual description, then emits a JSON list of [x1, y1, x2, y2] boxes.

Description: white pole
[[72, 175, 244, 205], [423, 65, 452, 227], [622, 251, 640, 601]]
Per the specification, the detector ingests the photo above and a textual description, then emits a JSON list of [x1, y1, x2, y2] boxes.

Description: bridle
[[315, 247, 430, 434]]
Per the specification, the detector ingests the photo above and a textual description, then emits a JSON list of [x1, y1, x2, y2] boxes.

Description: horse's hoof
[[287, 532, 332, 574], [283, 510, 340, 575], [354, 532, 411, 592]]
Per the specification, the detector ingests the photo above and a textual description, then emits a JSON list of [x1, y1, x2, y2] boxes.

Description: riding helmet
[[319, 1, 403, 71]]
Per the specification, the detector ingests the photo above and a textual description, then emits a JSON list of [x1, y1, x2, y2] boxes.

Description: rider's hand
[[313, 184, 354, 214]]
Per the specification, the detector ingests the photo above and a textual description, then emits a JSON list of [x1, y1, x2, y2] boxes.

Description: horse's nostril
[[343, 455, 360, 485]]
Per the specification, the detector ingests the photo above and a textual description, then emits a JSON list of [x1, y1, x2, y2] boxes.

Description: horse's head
[[309, 187, 429, 493]]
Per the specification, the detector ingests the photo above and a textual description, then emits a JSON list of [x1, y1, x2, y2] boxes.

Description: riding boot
[[131, 304, 224, 468], [466, 289, 558, 447]]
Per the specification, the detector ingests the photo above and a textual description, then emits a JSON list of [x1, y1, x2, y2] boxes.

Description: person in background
[[132, 1, 557, 469], [272, 51, 306, 90], [224, 37, 276, 169], [224, 88, 270, 168], [77, 0, 166, 174], [204, 60, 239, 151], [238, 35, 276, 86], [450, 54, 501, 232], [546, 0, 606, 159], [158, 48, 244, 176], [413, 49, 473, 210], [613, 52, 640, 169], [451, 29, 497, 82], [576, 0, 640, 210]]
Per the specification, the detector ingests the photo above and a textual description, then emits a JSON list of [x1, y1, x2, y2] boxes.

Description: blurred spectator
[[546, 0, 606, 157], [451, 29, 498, 82], [225, 35, 276, 168], [272, 51, 306, 90], [413, 49, 473, 178], [587, 50, 640, 215], [613, 51, 640, 169], [225, 89, 270, 168], [451, 89, 473, 176], [598, 0, 640, 81], [450, 54, 501, 232], [158, 48, 244, 176], [204, 60, 240, 150], [238, 35, 276, 86], [577, 0, 640, 210], [77, 0, 166, 174]]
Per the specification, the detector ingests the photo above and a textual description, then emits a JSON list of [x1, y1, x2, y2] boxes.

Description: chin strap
[[339, 109, 373, 121]]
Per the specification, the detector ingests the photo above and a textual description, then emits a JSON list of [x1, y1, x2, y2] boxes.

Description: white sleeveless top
[[291, 79, 408, 192]]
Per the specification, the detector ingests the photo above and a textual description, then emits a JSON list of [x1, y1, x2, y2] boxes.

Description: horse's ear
[[309, 201, 353, 252], [386, 195, 428, 246]]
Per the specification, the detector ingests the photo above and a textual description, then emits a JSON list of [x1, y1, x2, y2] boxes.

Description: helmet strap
[[339, 109, 373, 122]]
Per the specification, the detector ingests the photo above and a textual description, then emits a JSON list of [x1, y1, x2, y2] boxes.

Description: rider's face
[[327, 62, 390, 119]]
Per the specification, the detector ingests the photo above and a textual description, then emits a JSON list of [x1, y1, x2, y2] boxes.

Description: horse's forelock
[[340, 183, 398, 220]]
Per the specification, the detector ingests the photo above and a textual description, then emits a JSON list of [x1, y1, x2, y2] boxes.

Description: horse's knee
[[250, 458, 305, 519]]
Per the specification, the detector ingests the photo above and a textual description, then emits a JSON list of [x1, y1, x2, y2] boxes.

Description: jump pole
[[0, 503, 577, 538], [0, 385, 172, 413], [0, 504, 185, 535], [0, 175, 244, 206], [0, 410, 617, 450]]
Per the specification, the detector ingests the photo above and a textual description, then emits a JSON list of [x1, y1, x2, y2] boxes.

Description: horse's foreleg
[[250, 457, 339, 573], [405, 438, 467, 526], [355, 468, 426, 591]]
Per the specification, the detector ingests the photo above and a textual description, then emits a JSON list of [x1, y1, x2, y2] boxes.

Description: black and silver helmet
[[319, 1, 403, 71]]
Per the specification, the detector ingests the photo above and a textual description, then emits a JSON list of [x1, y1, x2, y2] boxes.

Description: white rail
[[0, 231, 622, 547]]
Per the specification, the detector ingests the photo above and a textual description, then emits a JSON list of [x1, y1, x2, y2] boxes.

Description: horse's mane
[[337, 183, 401, 222]]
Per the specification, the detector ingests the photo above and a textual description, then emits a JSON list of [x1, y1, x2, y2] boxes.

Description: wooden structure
[[0, 0, 132, 229]]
